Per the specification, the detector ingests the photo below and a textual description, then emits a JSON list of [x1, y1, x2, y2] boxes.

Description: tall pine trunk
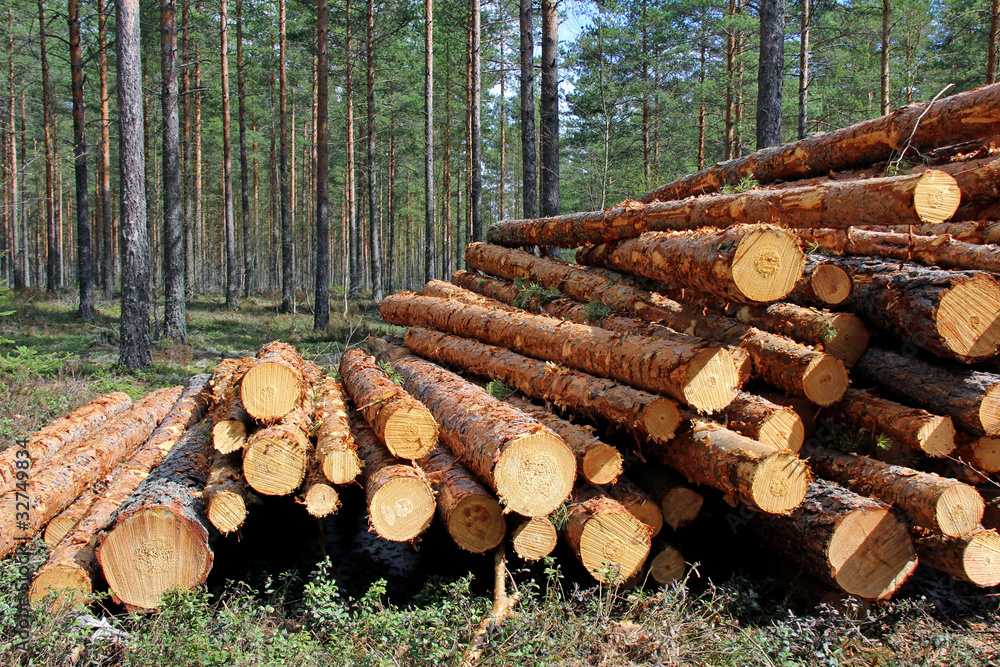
[[424, 0, 435, 282], [194, 48, 203, 294], [237, 0, 251, 297], [990, 0, 999, 84], [221, 0, 237, 309], [99, 0, 114, 297], [519, 0, 535, 220], [346, 0, 360, 298], [880, 0, 890, 114], [798, 0, 810, 139], [469, 0, 482, 242], [162, 0, 185, 339], [366, 0, 382, 300], [314, 0, 329, 330], [756, 0, 785, 149], [69, 0, 94, 319], [278, 0, 293, 312], [7, 9, 20, 290], [37, 0, 58, 293], [539, 0, 559, 218]]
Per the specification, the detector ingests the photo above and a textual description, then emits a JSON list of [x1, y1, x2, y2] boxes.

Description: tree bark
[[220, 0, 238, 309], [237, 0, 252, 298], [7, 9, 20, 290], [912, 528, 1000, 587], [314, 0, 330, 329], [756, 0, 785, 149], [162, 0, 185, 339], [790, 255, 853, 306], [829, 388, 955, 457], [366, 0, 382, 300], [539, 0, 559, 218], [990, 0, 999, 84], [209, 357, 254, 454], [606, 475, 663, 538], [798, 0, 809, 139], [563, 487, 651, 583], [314, 377, 362, 484], [469, 0, 482, 241], [68, 0, 94, 319], [519, 0, 536, 220], [36, 0, 58, 293], [424, 0, 435, 282], [278, 0, 293, 312], [880, 0, 891, 115], [346, 0, 359, 297], [716, 391, 805, 452]]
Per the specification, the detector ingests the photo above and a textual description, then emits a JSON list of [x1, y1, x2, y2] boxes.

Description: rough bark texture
[[630, 464, 704, 531], [518, 0, 536, 220], [755, 479, 918, 600], [43, 490, 99, 549], [809, 449, 983, 537], [716, 391, 805, 452], [204, 451, 249, 533], [340, 348, 437, 459], [278, 0, 293, 312], [220, 0, 237, 309], [791, 256, 853, 306], [827, 388, 956, 457], [606, 476, 663, 538], [243, 406, 313, 496], [240, 341, 320, 421], [869, 220, 1000, 246], [68, 0, 94, 319], [161, 0, 185, 339], [424, 0, 435, 281], [314, 377, 362, 485], [403, 327, 681, 445], [210, 357, 254, 454], [511, 516, 557, 561], [313, 0, 329, 329], [538, 0, 559, 218], [756, 0, 785, 149], [563, 486, 651, 583], [911, 528, 1000, 587], [368, 338, 575, 517], [380, 293, 739, 412]]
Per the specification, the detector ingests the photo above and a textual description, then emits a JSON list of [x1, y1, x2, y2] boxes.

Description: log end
[[809, 264, 852, 305], [321, 450, 364, 485], [978, 382, 1000, 437], [303, 483, 341, 518], [750, 452, 811, 514], [577, 507, 651, 583], [580, 444, 624, 486], [915, 416, 956, 458], [824, 313, 869, 367], [758, 408, 806, 454], [368, 474, 436, 542], [43, 516, 78, 549], [382, 404, 438, 460], [913, 169, 961, 225], [642, 398, 683, 444], [936, 484, 985, 538], [511, 516, 558, 561], [447, 494, 506, 553], [682, 347, 741, 413], [494, 432, 576, 517], [206, 491, 248, 535], [618, 494, 663, 539], [243, 437, 309, 496], [212, 420, 248, 454], [960, 530, 1000, 587], [731, 226, 806, 302], [29, 565, 90, 610], [240, 362, 301, 421], [648, 543, 686, 586], [661, 487, 704, 531], [802, 354, 849, 406], [937, 275, 1000, 360], [962, 436, 1000, 473], [829, 508, 917, 600]]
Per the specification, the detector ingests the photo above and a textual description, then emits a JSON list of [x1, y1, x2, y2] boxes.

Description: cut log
[[43, 491, 99, 548], [423, 278, 515, 310], [380, 292, 740, 413], [629, 464, 704, 531], [638, 83, 1000, 202], [242, 406, 313, 496], [352, 415, 435, 542], [953, 433, 1000, 473], [298, 456, 341, 518], [646, 420, 810, 514], [827, 389, 955, 457], [832, 256, 1000, 363], [648, 541, 686, 586], [403, 327, 681, 446], [872, 220, 1000, 246], [340, 347, 437, 459], [606, 476, 663, 538], [808, 449, 983, 537], [417, 446, 505, 553], [210, 356, 254, 454], [0, 386, 183, 559], [852, 347, 1000, 436], [510, 516, 557, 561], [240, 341, 320, 421], [204, 451, 250, 534], [563, 486, 652, 583], [790, 256, 853, 306], [95, 419, 215, 611], [758, 392, 819, 439], [912, 528, 1000, 587], [28, 376, 212, 607], [576, 225, 805, 304], [716, 391, 805, 453], [504, 395, 623, 485], [368, 338, 576, 518], [755, 479, 918, 600], [0, 392, 132, 495], [314, 377, 362, 484]]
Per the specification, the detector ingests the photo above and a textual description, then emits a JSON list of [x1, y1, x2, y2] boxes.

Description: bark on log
[[716, 391, 805, 453], [368, 338, 576, 517], [352, 415, 435, 542], [912, 528, 1000, 587], [314, 377, 362, 484], [755, 479, 918, 600], [380, 292, 740, 413], [298, 455, 340, 518], [790, 256, 853, 306], [833, 256, 1000, 363], [240, 341, 320, 421], [403, 327, 681, 446], [0, 386, 182, 559], [43, 491, 98, 548], [953, 433, 1000, 473], [646, 420, 810, 514], [510, 515, 557, 561], [95, 419, 215, 611], [505, 395, 623, 485], [423, 278, 515, 310], [606, 476, 663, 538], [871, 220, 1000, 246], [629, 464, 704, 531], [340, 347, 437, 459], [0, 392, 132, 495], [242, 405, 313, 496], [983, 495, 1000, 531], [827, 388, 956, 457], [417, 446, 505, 553], [563, 486, 652, 583], [639, 83, 1000, 202], [204, 451, 249, 533], [808, 449, 983, 537], [852, 347, 1000, 436], [210, 356, 254, 454], [648, 541, 686, 585], [575, 225, 806, 304]]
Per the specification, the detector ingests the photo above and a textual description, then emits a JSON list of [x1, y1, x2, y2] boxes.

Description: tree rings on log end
[[368, 473, 435, 542], [981, 384, 1000, 436], [642, 399, 683, 444], [758, 409, 806, 453], [682, 347, 740, 413], [240, 363, 300, 421], [207, 491, 247, 535], [829, 508, 917, 600], [912, 169, 961, 225], [824, 313, 869, 367], [958, 435, 1000, 473], [936, 484, 985, 538], [648, 543, 686, 586], [802, 354, 849, 406], [956, 530, 1000, 587], [936, 275, 1000, 360], [321, 449, 363, 485], [809, 264, 852, 305], [730, 226, 805, 302], [381, 404, 438, 460], [493, 432, 576, 517], [580, 444, 623, 486], [303, 483, 340, 518], [511, 516, 557, 561], [98, 508, 214, 611], [43, 516, 79, 549], [751, 453, 811, 515], [447, 494, 505, 553], [916, 416, 956, 458], [576, 507, 651, 583], [661, 487, 704, 531], [243, 437, 309, 496], [29, 565, 90, 610], [212, 420, 247, 454]]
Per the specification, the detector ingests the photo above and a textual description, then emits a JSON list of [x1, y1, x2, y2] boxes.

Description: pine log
[[755, 479, 918, 600], [95, 419, 215, 611], [606, 476, 663, 538], [298, 455, 340, 518], [0, 386, 182, 559], [808, 449, 983, 537], [790, 256, 853, 306], [0, 392, 132, 495], [368, 338, 576, 517], [204, 451, 249, 533], [28, 376, 211, 607], [953, 433, 1000, 473], [638, 83, 1000, 202], [381, 293, 740, 413], [853, 347, 1000, 436], [505, 395, 623, 485], [314, 377, 362, 484], [648, 541, 686, 586], [417, 446, 505, 553], [43, 491, 99, 548], [240, 341, 320, 421], [827, 389, 956, 457], [647, 420, 810, 514], [832, 256, 1000, 363], [563, 486, 652, 583], [210, 356, 254, 454], [403, 327, 681, 446], [242, 405, 313, 496], [340, 347, 437, 459], [510, 516, 557, 561], [629, 464, 704, 531], [424, 278, 516, 310], [758, 392, 819, 439], [576, 225, 806, 304], [912, 528, 1000, 587], [352, 415, 435, 542], [716, 391, 805, 453], [872, 220, 1000, 246]]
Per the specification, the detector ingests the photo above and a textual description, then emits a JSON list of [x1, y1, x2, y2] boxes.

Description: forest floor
[[0, 288, 998, 666]]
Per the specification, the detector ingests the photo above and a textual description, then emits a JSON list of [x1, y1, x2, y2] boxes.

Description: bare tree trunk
[[443, 41, 452, 269], [798, 0, 810, 139], [641, 0, 649, 189], [469, 0, 482, 242], [69, 0, 94, 318], [386, 130, 395, 294], [499, 35, 506, 221], [7, 9, 19, 290], [519, 0, 536, 220], [346, 0, 359, 298], [366, 0, 382, 301], [37, 0, 57, 293], [314, 0, 329, 330], [424, 0, 435, 282], [220, 0, 237, 309], [725, 0, 736, 159], [181, 0, 193, 299], [539, 0, 559, 218], [278, 0, 293, 312], [697, 25, 706, 170], [990, 0, 999, 84], [20, 87, 27, 287], [117, 0, 152, 370], [162, 0, 185, 339], [756, 0, 785, 149], [880, 0, 890, 115], [237, 0, 251, 298], [194, 48, 203, 294]]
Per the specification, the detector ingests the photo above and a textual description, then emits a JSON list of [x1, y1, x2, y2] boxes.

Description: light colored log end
[[43, 516, 78, 549], [511, 516, 557, 561], [731, 226, 806, 302], [303, 483, 340, 518], [368, 475, 435, 542], [824, 313, 869, 367], [616, 493, 663, 539], [212, 420, 247, 454], [682, 347, 741, 413], [648, 543, 686, 586], [642, 398, 683, 444], [830, 508, 917, 600], [960, 530, 1000, 587], [240, 362, 300, 420], [580, 444, 623, 485], [382, 404, 438, 460], [802, 354, 849, 406], [936, 484, 985, 538], [937, 275, 1000, 360], [243, 437, 309, 496], [979, 381, 1000, 436], [29, 565, 91, 611], [916, 416, 956, 457], [577, 508, 651, 583], [751, 452, 811, 514], [494, 432, 576, 517], [758, 408, 806, 453], [661, 487, 704, 531], [447, 494, 506, 553], [321, 449, 364, 485], [809, 264, 852, 305], [913, 169, 962, 225], [207, 491, 248, 534]]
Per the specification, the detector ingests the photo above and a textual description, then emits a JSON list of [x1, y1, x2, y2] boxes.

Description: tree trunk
[[69, 0, 94, 319], [314, 377, 362, 484], [511, 516, 557, 561], [630, 464, 704, 531], [366, 0, 382, 300], [519, 0, 536, 220], [204, 451, 249, 533], [791, 255, 853, 306], [314, 0, 329, 329], [243, 406, 313, 496], [237, 0, 251, 298], [193, 49, 203, 294], [42, 490, 99, 549], [880, 0, 891, 115], [239, 341, 321, 421], [6, 9, 18, 290], [563, 487, 651, 584], [798, 0, 809, 138], [990, 0, 999, 84], [278, 0, 293, 312], [220, 0, 238, 309], [756, 0, 785, 149], [539, 0, 559, 218], [36, 0, 57, 293], [912, 528, 1000, 587], [606, 476, 663, 538], [345, 0, 359, 298], [424, 0, 435, 282], [162, 0, 185, 339], [469, 0, 482, 240], [368, 339, 575, 518], [716, 391, 805, 452]]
